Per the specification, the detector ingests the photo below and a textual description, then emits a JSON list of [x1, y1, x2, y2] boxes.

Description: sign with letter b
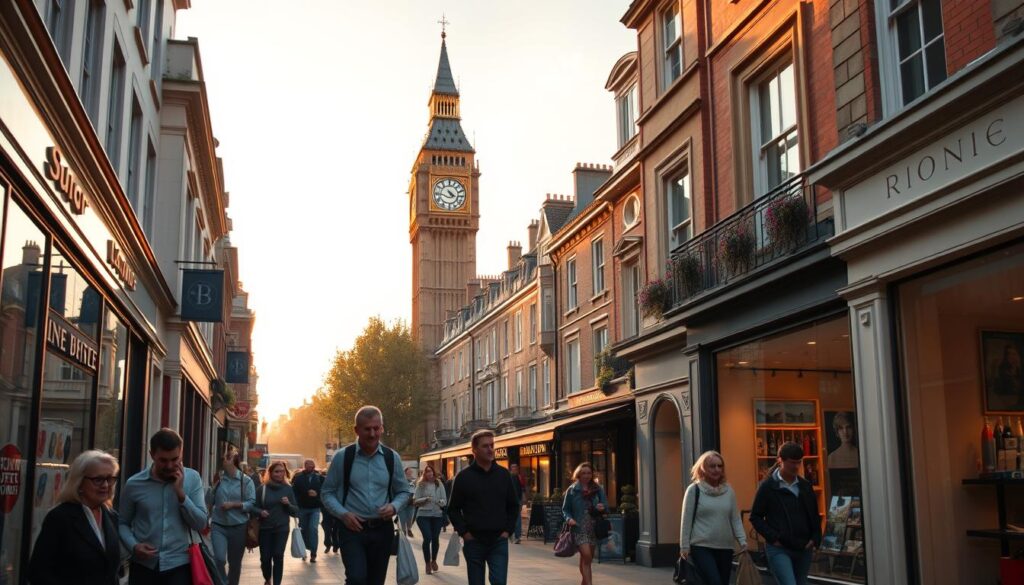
[[181, 269, 224, 322]]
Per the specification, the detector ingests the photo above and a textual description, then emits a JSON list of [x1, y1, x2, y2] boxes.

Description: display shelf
[[963, 477, 1024, 555], [752, 399, 826, 516], [966, 529, 1024, 540], [962, 477, 1024, 486]]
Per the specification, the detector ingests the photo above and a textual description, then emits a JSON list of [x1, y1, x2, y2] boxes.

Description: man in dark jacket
[[291, 458, 324, 562], [750, 442, 821, 585], [447, 430, 519, 585]]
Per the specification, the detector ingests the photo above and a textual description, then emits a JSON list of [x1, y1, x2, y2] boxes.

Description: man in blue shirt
[[119, 428, 208, 585], [322, 405, 412, 585]]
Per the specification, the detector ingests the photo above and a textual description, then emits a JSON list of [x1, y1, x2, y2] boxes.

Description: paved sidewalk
[[238, 525, 673, 584]]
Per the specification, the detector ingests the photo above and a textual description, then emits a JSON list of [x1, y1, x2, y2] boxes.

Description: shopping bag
[[735, 551, 760, 585], [290, 520, 307, 559], [396, 530, 419, 585], [553, 523, 577, 557], [442, 532, 461, 566], [186, 528, 224, 585]]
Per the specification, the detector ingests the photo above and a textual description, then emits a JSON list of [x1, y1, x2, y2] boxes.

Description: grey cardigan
[[412, 481, 447, 517], [252, 481, 298, 532]]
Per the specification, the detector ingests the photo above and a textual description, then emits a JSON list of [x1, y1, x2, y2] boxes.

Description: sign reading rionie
[[181, 269, 224, 322]]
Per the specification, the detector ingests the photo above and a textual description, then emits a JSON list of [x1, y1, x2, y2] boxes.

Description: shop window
[[716, 316, 863, 581], [898, 243, 1024, 584], [0, 197, 48, 585]]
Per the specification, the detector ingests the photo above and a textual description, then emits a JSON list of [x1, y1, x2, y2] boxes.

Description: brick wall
[[943, 0, 998, 73]]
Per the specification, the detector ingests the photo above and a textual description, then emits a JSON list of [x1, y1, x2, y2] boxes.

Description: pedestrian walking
[[320, 468, 342, 555], [561, 462, 608, 585], [28, 450, 121, 585], [441, 473, 453, 533], [291, 458, 324, 562], [253, 461, 299, 585], [207, 451, 255, 585], [412, 465, 447, 574], [679, 450, 747, 585], [509, 463, 527, 544], [749, 442, 821, 585], [447, 430, 519, 585], [118, 428, 208, 585], [321, 405, 412, 585], [398, 466, 417, 537]]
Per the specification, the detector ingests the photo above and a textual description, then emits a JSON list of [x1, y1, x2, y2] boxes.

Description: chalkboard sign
[[542, 503, 564, 543], [596, 514, 626, 563]]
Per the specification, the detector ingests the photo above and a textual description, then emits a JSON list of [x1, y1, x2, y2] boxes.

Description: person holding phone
[[118, 429, 208, 585], [253, 461, 299, 585]]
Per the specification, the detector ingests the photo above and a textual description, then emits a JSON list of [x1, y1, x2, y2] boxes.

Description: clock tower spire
[[410, 30, 479, 353]]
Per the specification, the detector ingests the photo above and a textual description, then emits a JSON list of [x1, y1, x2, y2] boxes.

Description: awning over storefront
[[420, 403, 631, 462]]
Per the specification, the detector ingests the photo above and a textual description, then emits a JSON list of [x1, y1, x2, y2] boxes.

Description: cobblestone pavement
[[237, 525, 673, 584]]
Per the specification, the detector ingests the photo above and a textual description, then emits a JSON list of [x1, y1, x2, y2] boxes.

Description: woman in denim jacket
[[561, 462, 608, 585]]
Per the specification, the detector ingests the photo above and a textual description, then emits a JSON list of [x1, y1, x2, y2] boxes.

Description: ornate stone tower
[[410, 32, 479, 352]]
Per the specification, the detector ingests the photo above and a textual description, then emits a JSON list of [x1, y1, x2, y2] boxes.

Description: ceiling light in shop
[[738, 361, 749, 365], [807, 341, 817, 345], [1013, 296, 1023, 302]]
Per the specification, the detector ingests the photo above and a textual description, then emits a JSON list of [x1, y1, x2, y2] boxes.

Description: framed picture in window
[[981, 330, 1024, 414]]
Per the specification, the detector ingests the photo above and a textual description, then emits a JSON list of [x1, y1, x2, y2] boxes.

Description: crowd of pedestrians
[[24, 405, 823, 585]]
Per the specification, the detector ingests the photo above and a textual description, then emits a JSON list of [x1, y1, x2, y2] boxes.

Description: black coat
[[28, 501, 121, 585], [749, 473, 822, 551]]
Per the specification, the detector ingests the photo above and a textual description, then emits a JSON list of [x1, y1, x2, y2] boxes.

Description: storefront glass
[[562, 432, 619, 506], [0, 197, 47, 585], [716, 315, 864, 582], [898, 243, 1024, 585], [95, 310, 128, 457]]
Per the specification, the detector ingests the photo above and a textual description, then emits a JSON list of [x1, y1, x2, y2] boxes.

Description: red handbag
[[187, 530, 215, 585]]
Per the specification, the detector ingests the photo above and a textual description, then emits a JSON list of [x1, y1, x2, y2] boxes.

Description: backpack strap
[[341, 443, 397, 506]]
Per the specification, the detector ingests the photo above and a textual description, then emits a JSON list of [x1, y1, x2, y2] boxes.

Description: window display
[[716, 315, 864, 581]]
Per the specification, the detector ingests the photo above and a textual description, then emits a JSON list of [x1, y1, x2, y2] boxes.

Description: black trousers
[[128, 562, 191, 585], [338, 522, 393, 585], [258, 529, 289, 585]]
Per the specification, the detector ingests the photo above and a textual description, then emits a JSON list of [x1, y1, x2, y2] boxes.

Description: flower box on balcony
[[765, 194, 810, 251]]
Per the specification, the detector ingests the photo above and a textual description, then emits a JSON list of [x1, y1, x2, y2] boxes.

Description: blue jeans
[[298, 508, 320, 557], [514, 513, 522, 540], [765, 544, 813, 585], [338, 522, 393, 585], [689, 545, 733, 585], [211, 523, 247, 585], [416, 516, 444, 562], [463, 536, 509, 585]]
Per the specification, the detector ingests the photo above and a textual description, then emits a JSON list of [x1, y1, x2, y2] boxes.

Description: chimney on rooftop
[[507, 241, 522, 270], [527, 220, 539, 251]]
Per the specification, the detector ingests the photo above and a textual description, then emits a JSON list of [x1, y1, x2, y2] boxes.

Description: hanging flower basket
[[765, 194, 810, 250], [672, 253, 703, 299], [718, 221, 755, 275], [638, 277, 671, 319]]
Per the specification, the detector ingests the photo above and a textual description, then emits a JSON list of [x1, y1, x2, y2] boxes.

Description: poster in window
[[981, 330, 1024, 413]]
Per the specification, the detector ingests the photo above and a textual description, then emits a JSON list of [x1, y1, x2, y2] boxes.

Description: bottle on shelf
[[982, 417, 997, 474], [996, 417, 1005, 451], [810, 434, 817, 456], [802, 434, 811, 457], [768, 432, 777, 457]]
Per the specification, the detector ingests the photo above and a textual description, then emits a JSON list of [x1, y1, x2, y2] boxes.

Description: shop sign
[[106, 241, 137, 290], [225, 351, 250, 383], [0, 444, 22, 514], [181, 269, 224, 322], [519, 442, 549, 456], [44, 147, 88, 215], [569, 387, 609, 409], [46, 310, 99, 372], [841, 94, 1024, 232], [228, 401, 251, 419], [494, 447, 509, 459]]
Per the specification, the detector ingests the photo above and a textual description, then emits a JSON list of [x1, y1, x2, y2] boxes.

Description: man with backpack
[[322, 405, 412, 585], [292, 458, 324, 562]]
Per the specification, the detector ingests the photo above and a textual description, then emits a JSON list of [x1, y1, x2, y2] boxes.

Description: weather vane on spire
[[438, 13, 450, 39]]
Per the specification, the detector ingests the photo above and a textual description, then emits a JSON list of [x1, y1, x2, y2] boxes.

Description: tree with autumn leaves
[[313, 317, 436, 456]]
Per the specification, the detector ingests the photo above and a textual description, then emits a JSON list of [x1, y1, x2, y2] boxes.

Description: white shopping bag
[[442, 532, 461, 567], [290, 520, 307, 559], [396, 530, 419, 585]]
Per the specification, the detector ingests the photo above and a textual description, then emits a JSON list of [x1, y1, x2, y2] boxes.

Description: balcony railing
[[668, 172, 833, 309]]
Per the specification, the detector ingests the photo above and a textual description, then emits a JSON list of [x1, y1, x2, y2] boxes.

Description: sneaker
[[325, 545, 331, 554], [310, 555, 317, 563], [514, 538, 521, 544]]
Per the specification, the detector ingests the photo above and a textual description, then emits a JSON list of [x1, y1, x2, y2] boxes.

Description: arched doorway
[[652, 399, 683, 547]]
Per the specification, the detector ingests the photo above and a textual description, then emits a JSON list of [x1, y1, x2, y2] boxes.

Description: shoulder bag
[[553, 522, 578, 557], [246, 485, 265, 551], [673, 485, 707, 585]]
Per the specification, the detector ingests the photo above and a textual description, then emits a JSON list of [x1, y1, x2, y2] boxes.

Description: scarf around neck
[[698, 480, 729, 496]]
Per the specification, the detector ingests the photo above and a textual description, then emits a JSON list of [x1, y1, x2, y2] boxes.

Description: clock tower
[[410, 32, 479, 352]]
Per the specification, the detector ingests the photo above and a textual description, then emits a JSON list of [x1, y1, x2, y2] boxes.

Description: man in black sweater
[[749, 442, 821, 585], [447, 430, 519, 585], [291, 459, 324, 562]]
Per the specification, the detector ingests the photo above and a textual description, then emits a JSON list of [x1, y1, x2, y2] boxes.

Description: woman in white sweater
[[413, 466, 447, 574], [679, 450, 747, 585]]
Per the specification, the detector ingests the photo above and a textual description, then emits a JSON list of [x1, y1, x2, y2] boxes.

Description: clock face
[[432, 178, 467, 211]]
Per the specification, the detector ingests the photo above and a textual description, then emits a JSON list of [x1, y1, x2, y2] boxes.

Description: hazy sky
[[176, 1, 635, 422]]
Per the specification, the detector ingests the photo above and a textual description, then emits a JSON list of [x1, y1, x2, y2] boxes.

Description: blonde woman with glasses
[[28, 450, 121, 585], [679, 450, 746, 585]]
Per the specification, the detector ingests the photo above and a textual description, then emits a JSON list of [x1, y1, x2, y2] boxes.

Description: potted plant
[[618, 485, 640, 560], [765, 194, 810, 250], [718, 220, 755, 275], [638, 276, 671, 319], [595, 348, 615, 391], [671, 253, 702, 300]]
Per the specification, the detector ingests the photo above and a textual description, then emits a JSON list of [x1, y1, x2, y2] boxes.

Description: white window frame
[[137, 0, 153, 54], [875, 0, 947, 115], [528, 364, 538, 410], [750, 61, 800, 197], [593, 326, 609, 377], [566, 338, 581, 395], [616, 84, 639, 148], [514, 310, 523, 351], [475, 340, 482, 371], [501, 375, 509, 411], [622, 260, 642, 338], [529, 304, 537, 344], [592, 238, 605, 294], [142, 139, 157, 238], [542, 359, 551, 406], [81, 0, 106, 125], [567, 257, 578, 309], [105, 42, 127, 170], [489, 328, 497, 364], [660, 2, 683, 89], [665, 165, 692, 250], [126, 96, 144, 210], [516, 369, 523, 407], [45, 0, 73, 65], [503, 319, 510, 357]]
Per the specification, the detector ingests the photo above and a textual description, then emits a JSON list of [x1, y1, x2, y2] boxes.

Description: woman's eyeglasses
[[84, 476, 119, 487]]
